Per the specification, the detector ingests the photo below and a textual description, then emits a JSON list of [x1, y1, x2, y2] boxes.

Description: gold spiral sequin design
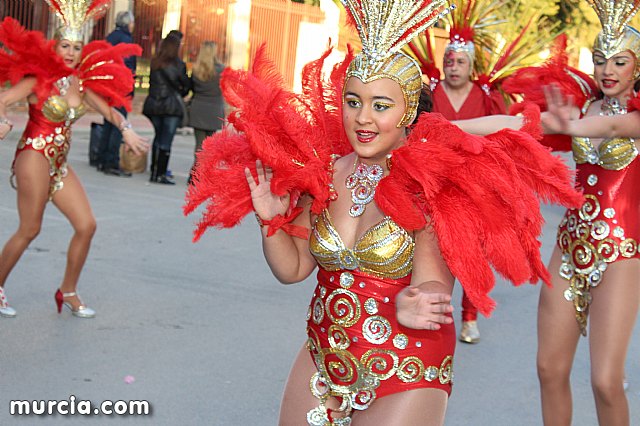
[[351, 388, 376, 411], [306, 328, 322, 355], [328, 325, 351, 350], [579, 195, 600, 221], [311, 297, 325, 325], [570, 238, 598, 274], [598, 238, 620, 262], [621, 238, 639, 258], [397, 356, 425, 383], [325, 288, 361, 328], [439, 355, 454, 384], [362, 315, 392, 345], [318, 348, 367, 394], [591, 220, 610, 240], [360, 349, 399, 381], [566, 214, 578, 233]]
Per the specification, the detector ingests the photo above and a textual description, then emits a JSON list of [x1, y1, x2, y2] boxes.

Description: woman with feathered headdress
[[0, 0, 147, 319], [455, 1, 640, 423], [184, 0, 581, 423], [524, 1, 640, 424]]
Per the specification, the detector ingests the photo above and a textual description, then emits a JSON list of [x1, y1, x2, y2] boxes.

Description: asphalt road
[[0, 113, 638, 425]]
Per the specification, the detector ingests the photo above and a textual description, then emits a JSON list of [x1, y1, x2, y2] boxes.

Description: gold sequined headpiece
[[341, 0, 453, 127], [44, 0, 111, 42], [588, 0, 640, 64]]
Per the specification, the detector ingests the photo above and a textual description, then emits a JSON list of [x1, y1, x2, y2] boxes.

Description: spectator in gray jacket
[[188, 41, 226, 184], [96, 10, 137, 177]]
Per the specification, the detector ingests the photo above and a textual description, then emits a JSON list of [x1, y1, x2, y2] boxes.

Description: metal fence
[[249, 0, 324, 88], [3, 0, 325, 90]]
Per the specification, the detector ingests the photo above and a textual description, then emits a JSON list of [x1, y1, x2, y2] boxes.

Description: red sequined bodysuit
[[12, 85, 86, 198], [307, 209, 455, 419]]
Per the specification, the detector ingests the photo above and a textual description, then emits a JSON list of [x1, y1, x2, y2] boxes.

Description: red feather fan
[[185, 45, 354, 241], [0, 17, 140, 110], [503, 35, 599, 151], [376, 114, 583, 314], [0, 17, 70, 107], [185, 47, 582, 316], [78, 41, 142, 110]]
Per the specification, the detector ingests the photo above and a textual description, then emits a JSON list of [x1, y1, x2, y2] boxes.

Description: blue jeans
[[97, 106, 127, 169], [149, 115, 181, 152]]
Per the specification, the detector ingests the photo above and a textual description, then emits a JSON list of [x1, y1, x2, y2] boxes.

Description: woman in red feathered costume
[[184, 1, 581, 424], [0, 0, 147, 320], [455, 0, 640, 422]]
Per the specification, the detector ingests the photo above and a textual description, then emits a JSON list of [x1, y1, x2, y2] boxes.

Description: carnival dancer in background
[[184, 0, 581, 424], [0, 0, 147, 319], [406, 0, 556, 344], [534, 1, 640, 422], [454, 1, 640, 423]]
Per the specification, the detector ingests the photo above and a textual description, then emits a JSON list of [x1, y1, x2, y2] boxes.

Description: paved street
[[0, 112, 638, 425]]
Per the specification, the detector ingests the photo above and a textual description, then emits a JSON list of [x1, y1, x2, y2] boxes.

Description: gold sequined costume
[[558, 126, 640, 335], [556, 0, 640, 335], [12, 81, 86, 198], [306, 210, 455, 422]]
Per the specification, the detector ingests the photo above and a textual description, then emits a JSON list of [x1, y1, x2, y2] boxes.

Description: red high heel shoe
[[55, 289, 96, 318]]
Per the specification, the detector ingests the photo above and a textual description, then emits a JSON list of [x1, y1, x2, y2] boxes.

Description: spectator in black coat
[[96, 11, 137, 177], [142, 34, 191, 184]]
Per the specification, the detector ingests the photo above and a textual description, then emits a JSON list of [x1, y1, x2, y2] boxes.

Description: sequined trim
[[305, 342, 453, 424], [309, 210, 415, 279], [572, 136, 638, 170]]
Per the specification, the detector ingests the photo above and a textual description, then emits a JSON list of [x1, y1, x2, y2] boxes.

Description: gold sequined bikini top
[[309, 209, 414, 279], [572, 136, 638, 171], [41, 95, 87, 124]]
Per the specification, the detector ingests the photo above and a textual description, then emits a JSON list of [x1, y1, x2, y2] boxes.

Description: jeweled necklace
[[56, 76, 71, 96], [345, 157, 384, 217], [600, 96, 627, 116]]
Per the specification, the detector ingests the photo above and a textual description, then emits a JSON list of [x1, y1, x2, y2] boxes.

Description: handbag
[[119, 144, 147, 173], [176, 93, 190, 128], [160, 67, 190, 128], [89, 122, 105, 166]]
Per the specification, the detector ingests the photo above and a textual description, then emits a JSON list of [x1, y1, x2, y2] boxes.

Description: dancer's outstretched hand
[[396, 283, 453, 330], [122, 129, 149, 156], [541, 84, 576, 134], [245, 160, 290, 221], [0, 121, 12, 140]]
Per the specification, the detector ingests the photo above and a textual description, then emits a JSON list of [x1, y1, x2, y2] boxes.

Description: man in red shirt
[[432, 35, 506, 344]]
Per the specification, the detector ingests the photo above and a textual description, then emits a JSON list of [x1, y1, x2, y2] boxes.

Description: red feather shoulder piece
[[503, 35, 598, 151], [184, 45, 354, 241], [0, 17, 141, 110], [375, 113, 583, 315], [0, 17, 70, 107], [627, 92, 640, 112], [78, 41, 142, 110]]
